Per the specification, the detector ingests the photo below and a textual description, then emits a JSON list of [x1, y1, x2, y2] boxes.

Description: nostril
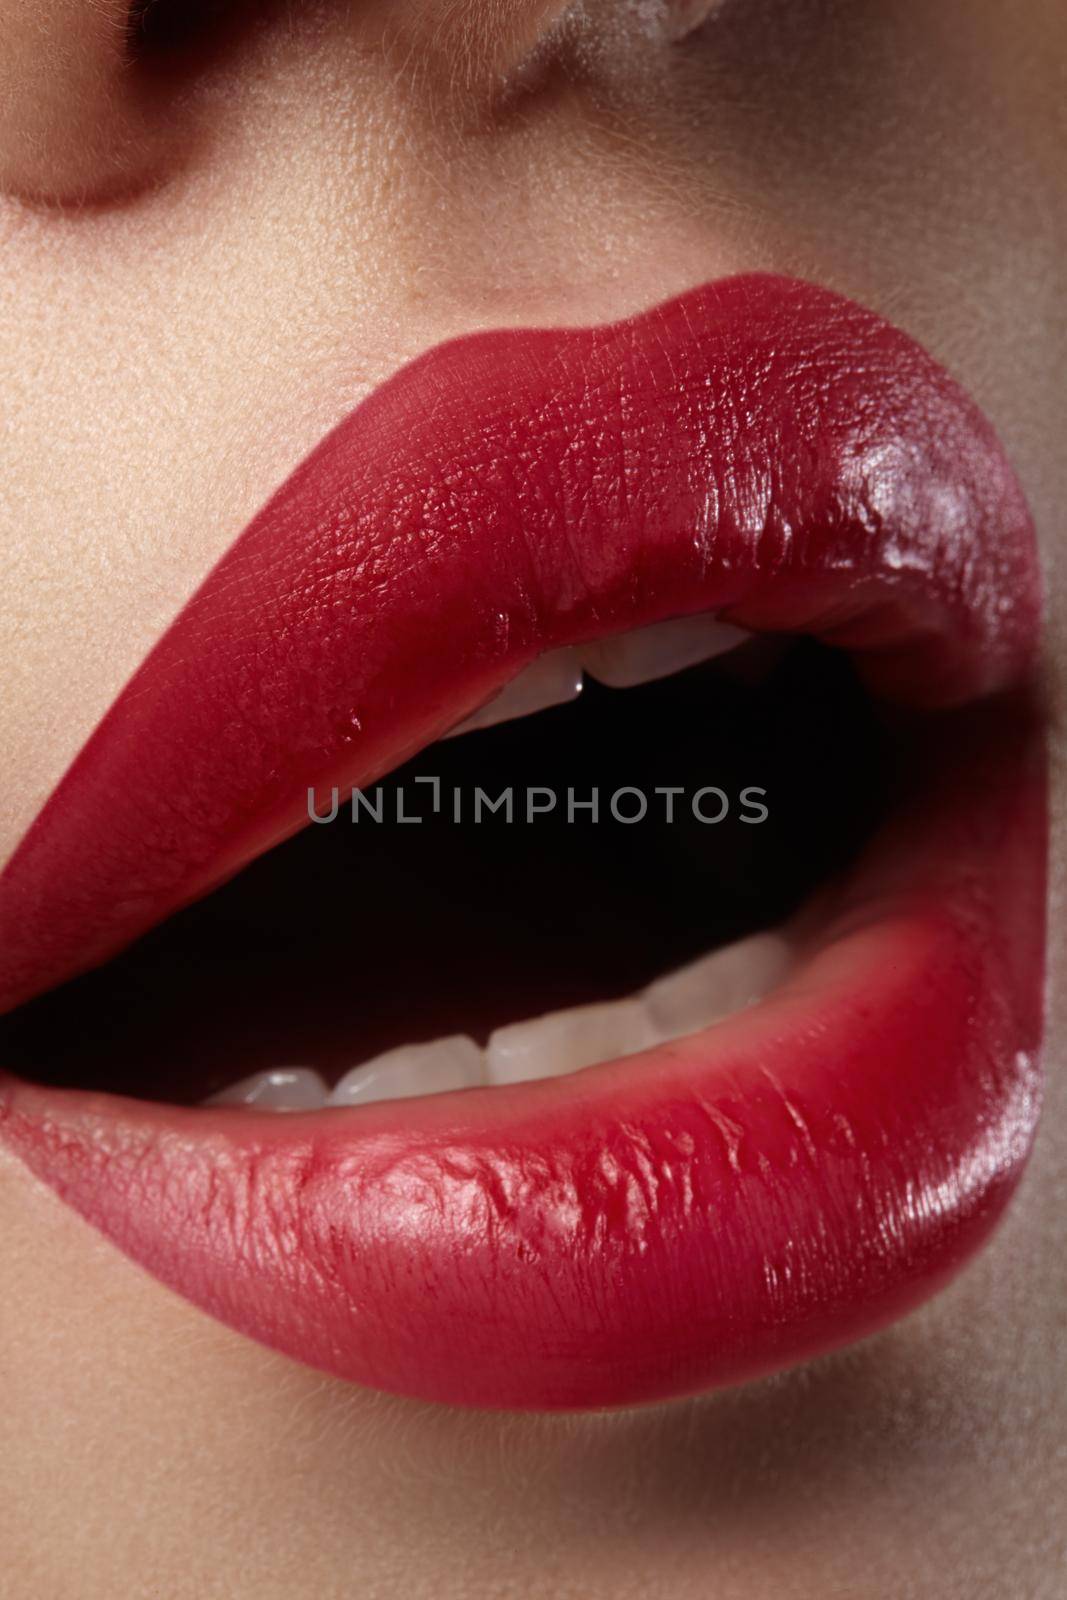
[[0, 0, 265, 207], [126, 0, 206, 56], [124, 0, 254, 63], [0, 0, 158, 205]]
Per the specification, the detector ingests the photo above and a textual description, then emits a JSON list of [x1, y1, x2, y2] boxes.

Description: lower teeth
[[207, 931, 790, 1112]]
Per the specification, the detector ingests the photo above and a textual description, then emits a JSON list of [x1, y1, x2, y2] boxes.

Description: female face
[[0, 1, 1063, 1593]]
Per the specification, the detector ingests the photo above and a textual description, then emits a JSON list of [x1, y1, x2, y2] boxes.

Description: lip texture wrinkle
[[0, 274, 1045, 1409], [0, 274, 1037, 1012]]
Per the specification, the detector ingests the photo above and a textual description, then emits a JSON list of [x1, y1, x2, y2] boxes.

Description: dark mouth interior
[[0, 637, 896, 1104]]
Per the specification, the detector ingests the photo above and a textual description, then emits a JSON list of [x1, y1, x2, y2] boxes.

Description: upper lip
[[0, 272, 1047, 1410]]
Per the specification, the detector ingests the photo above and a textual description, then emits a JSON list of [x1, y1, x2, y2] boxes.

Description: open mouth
[[0, 634, 891, 1107], [0, 274, 1046, 1411]]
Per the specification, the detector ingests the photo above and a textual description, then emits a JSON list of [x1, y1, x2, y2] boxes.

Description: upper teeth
[[581, 614, 750, 690], [207, 932, 790, 1112], [448, 613, 749, 738], [445, 648, 583, 737]]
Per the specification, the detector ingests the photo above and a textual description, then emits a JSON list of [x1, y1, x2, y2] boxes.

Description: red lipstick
[[0, 274, 1045, 1409]]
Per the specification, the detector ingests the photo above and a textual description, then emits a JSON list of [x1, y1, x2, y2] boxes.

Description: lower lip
[[0, 712, 1044, 1410], [0, 276, 1045, 1410]]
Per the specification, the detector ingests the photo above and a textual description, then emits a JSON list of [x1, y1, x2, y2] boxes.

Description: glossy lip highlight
[[0, 274, 1046, 1410]]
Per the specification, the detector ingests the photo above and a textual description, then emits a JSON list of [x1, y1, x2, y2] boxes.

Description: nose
[[0, 0, 589, 204], [358, 0, 578, 96]]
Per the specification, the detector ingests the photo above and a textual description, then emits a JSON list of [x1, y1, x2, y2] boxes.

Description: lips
[[0, 273, 1045, 1410]]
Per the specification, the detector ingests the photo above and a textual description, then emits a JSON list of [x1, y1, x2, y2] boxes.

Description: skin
[[0, 0, 1063, 1593]]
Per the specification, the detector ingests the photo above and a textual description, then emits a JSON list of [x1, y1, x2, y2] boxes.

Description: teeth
[[329, 1034, 485, 1106], [205, 935, 792, 1111], [446, 614, 751, 739], [207, 1067, 329, 1111], [487, 997, 658, 1086], [447, 648, 583, 738], [582, 614, 750, 689], [643, 933, 791, 1038], [484, 933, 789, 1088], [207, 607, 781, 1115]]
